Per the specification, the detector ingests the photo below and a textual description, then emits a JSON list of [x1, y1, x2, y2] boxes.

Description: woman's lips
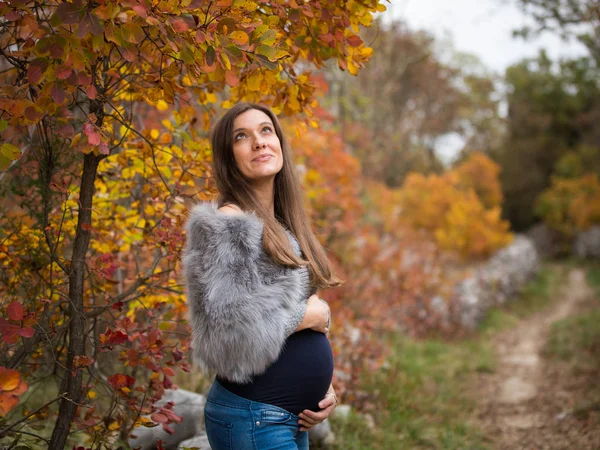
[[252, 154, 272, 162]]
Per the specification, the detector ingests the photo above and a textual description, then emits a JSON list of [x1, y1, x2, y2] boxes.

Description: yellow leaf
[[230, 30, 249, 45], [156, 99, 169, 111], [87, 390, 97, 399], [247, 73, 261, 91], [221, 53, 231, 70], [150, 129, 159, 140]]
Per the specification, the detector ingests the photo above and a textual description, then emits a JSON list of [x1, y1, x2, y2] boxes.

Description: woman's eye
[[262, 126, 273, 133], [234, 133, 247, 141]]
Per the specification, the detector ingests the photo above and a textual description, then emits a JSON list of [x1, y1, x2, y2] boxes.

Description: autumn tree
[[0, 0, 384, 448], [514, 0, 600, 56], [495, 50, 600, 229], [320, 18, 504, 188]]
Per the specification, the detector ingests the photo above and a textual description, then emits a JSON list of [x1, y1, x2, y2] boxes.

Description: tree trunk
[[49, 152, 100, 449]]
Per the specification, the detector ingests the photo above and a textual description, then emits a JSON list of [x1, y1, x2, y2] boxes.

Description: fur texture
[[182, 202, 314, 383]]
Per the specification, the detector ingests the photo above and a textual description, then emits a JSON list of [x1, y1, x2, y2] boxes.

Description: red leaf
[[195, 31, 206, 44], [73, 355, 94, 368], [86, 85, 97, 100], [99, 141, 109, 155], [132, 5, 148, 18], [6, 302, 24, 321], [16, 327, 34, 338], [170, 18, 189, 33], [51, 84, 66, 104], [151, 412, 168, 423], [83, 123, 101, 145], [172, 348, 183, 362], [77, 72, 92, 86], [25, 106, 44, 123], [225, 70, 239, 87], [55, 65, 73, 80], [5, 11, 21, 21], [57, 124, 75, 138], [346, 35, 363, 47], [27, 59, 47, 84], [107, 373, 135, 390], [56, 0, 85, 25]]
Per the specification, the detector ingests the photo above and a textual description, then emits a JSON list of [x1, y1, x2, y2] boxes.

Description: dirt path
[[470, 267, 600, 450]]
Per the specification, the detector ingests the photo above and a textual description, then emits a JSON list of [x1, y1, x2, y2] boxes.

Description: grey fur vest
[[182, 202, 315, 383]]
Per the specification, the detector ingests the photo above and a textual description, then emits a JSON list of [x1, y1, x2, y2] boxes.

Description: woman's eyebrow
[[233, 122, 273, 134]]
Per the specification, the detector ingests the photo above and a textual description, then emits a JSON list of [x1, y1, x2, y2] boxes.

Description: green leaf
[[206, 46, 216, 66], [256, 44, 276, 61], [0, 143, 21, 170], [0, 120, 7, 133], [259, 29, 277, 46]]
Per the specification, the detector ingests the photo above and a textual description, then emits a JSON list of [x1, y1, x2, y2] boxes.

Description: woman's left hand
[[298, 391, 337, 432]]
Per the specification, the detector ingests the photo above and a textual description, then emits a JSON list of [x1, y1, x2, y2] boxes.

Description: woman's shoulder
[[217, 203, 245, 216], [185, 202, 264, 253]]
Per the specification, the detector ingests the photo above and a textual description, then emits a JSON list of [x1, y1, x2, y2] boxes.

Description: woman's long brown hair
[[210, 102, 342, 290]]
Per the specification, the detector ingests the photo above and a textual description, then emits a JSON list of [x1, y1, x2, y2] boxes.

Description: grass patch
[[328, 335, 492, 450], [478, 264, 563, 334], [543, 263, 600, 423], [586, 263, 600, 293], [327, 264, 568, 450]]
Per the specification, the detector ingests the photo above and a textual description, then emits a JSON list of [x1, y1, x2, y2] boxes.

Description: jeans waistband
[[207, 379, 299, 419]]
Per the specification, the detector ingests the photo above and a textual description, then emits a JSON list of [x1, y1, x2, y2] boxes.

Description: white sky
[[387, 0, 589, 74], [381, 0, 589, 163]]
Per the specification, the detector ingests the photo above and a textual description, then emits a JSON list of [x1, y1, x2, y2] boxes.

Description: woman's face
[[231, 109, 283, 185]]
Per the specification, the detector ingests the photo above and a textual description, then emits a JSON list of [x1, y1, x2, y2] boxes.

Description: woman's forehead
[[233, 109, 273, 129]]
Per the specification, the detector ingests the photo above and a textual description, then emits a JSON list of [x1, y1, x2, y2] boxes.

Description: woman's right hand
[[296, 295, 331, 334]]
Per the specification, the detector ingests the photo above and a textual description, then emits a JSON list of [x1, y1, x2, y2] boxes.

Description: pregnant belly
[[218, 329, 334, 415]]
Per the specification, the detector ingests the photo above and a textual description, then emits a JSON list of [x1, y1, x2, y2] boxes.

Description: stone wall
[[574, 225, 600, 259], [453, 235, 540, 329]]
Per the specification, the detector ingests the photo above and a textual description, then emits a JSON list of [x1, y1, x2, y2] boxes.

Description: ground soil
[[469, 267, 600, 450]]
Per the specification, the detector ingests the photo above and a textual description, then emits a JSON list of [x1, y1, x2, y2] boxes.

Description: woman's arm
[[298, 383, 337, 431], [294, 295, 330, 333], [183, 202, 310, 383]]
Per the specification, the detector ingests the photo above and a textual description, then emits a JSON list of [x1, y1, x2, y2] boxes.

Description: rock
[[128, 388, 205, 450], [331, 404, 351, 421], [455, 235, 539, 328], [574, 225, 600, 259], [309, 419, 333, 445], [526, 223, 563, 259], [347, 326, 361, 345], [178, 432, 211, 449]]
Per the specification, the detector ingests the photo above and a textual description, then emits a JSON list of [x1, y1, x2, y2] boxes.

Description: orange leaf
[[0, 368, 21, 392], [225, 70, 239, 87], [0, 393, 19, 416]]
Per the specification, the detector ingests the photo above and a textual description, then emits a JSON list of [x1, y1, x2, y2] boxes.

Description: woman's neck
[[251, 180, 275, 218]]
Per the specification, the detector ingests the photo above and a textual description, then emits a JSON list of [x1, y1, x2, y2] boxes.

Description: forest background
[[0, 0, 599, 448]]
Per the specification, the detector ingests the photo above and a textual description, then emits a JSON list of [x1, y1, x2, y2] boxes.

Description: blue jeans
[[204, 379, 309, 450]]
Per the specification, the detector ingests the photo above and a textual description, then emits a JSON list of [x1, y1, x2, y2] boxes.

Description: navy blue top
[[217, 329, 334, 415]]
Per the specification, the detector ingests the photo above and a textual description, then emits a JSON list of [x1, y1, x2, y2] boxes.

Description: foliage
[[514, 0, 600, 57], [328, 333, 492, 450], [535, 174, 600, 239], [323, 19, 470, 187], [288, 122, 446, 401], [495, 51, 600, 230], [0, 0, 385, 447], [398, 152, 512, 259]]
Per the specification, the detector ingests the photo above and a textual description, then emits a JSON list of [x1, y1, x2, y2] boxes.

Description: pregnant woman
[[182, 102, 341, 449]]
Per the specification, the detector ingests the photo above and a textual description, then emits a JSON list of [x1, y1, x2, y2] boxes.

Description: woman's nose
[[254, 135, 266, 149]]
